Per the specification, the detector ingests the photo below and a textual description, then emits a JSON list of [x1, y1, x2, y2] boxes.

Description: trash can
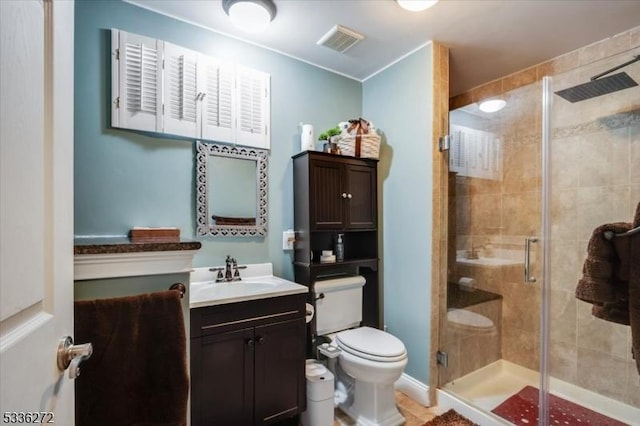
[[300, 359, 334, 426]]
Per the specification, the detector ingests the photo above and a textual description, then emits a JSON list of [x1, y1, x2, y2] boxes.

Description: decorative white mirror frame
[[196, 140, 268, 237]]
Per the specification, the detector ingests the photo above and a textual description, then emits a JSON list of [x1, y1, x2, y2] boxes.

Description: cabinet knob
[[342, 193, 347, 198], [246, 338, 254, 347], [347, 193, 353, 199], [257, 336, 265, 345]]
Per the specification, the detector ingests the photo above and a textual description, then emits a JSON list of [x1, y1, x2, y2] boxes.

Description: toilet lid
[[336, 327, 406, 362], [447, 308, 494, 329]]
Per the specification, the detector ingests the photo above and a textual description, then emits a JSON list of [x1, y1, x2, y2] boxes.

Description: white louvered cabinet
[[111, 29, 163, 133], [235, 65, 270, 149], [111, 29, 271, 150], [199, 55, 236, 143], [163, 42, 199, 138], [163, 43, 237, 143]]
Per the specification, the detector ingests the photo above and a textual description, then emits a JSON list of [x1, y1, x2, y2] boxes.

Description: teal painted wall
[[363, 46, 434, 384], [75, 0, 436, 385], [74, 0, 362, 279]]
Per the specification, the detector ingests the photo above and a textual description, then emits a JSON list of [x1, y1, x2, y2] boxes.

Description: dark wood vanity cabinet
[[190, 294, 306, 426], [292, 151, 380, 329]]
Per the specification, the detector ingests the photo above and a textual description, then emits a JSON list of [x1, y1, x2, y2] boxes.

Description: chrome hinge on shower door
[[438, 135, 450, 152], [437, 350, 449, 368]]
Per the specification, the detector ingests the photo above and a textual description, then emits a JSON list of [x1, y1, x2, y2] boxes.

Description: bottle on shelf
[[335, 233, 344, 261]]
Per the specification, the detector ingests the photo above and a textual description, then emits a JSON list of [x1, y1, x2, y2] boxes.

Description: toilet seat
[[447, 308, 495, 332], [336, 327, 407, 363]]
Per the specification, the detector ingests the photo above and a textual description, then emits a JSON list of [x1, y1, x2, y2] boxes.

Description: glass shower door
[[542, 46, 640, 425], [439, 81, 544, 415]]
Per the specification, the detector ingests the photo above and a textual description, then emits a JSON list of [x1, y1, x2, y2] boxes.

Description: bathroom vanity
[[189, 266, 308, 426]]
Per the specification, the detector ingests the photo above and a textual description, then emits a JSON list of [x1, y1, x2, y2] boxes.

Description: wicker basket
[[337, 133, 380, 159], [336, 118, 380, 159]]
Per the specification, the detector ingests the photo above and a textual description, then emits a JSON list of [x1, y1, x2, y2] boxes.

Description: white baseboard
[[394, 373, 430, 407]]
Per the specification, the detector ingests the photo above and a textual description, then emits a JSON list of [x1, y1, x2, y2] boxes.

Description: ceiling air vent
[[317, 24, 365, 53]]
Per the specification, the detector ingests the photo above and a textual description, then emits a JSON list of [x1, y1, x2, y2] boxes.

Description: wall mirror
[[196, 141, 268, 236]]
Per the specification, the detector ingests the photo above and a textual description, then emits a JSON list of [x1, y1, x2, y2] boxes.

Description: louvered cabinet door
[[111, 29, 162, 132], [199, 55, 235, 143], [235, 66, 270, 149], [163, 42, 198, 138]]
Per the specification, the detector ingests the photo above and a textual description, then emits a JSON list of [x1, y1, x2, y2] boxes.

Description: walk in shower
[[439, 45, 640, 425]]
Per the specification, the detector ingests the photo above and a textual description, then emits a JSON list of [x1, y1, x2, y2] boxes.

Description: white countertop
[[190, 263, 308, 308]]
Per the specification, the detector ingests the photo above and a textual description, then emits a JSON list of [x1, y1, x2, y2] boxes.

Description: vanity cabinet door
[[193, 327, 254, 426], [254, 318, 306, 425]]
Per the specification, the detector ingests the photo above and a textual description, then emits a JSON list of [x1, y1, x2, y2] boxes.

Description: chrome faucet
[[225, 255, 234, 281], [466, 243, 481, 260], [210, 255, 246, 282]]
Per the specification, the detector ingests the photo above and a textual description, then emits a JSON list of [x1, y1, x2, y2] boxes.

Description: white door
[[0, 1, 75, 424]]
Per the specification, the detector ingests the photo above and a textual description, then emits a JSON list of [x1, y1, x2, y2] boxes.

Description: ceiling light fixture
[[222, 0, 277, 33], [396, 0, 439, 12], [478, 99, 507, 113]]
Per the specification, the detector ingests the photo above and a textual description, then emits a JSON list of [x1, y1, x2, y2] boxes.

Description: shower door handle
[[524, 237, 538, 283]]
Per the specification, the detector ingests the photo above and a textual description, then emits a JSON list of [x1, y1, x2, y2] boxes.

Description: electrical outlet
[[282, 229, 295, 250]]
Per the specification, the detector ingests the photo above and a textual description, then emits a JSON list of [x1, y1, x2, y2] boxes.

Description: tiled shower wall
[[448, 25, 640, 406]]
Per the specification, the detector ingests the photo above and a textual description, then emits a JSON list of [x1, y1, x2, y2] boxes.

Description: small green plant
[[318, 126, 341, 141]]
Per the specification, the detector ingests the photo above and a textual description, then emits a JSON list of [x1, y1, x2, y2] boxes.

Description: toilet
[[314, 276, 408, 426]]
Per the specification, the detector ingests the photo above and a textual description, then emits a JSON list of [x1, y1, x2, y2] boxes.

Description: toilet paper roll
[[305, 303, 315, 323], [458, 277, 476, 291]]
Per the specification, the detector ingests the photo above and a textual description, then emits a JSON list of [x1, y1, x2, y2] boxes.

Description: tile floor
[[334, 391, 441, 426]]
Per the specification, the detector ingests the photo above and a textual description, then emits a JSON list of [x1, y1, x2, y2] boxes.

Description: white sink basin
[[190, 264, 308, 308]]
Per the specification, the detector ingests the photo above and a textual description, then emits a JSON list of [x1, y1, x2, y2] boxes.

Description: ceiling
[[125, 0, 640, 96]]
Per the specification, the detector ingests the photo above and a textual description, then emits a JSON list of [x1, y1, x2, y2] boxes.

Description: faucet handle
[[209, 267, 225, 282]]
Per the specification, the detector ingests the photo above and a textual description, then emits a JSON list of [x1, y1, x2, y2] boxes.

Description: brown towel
[[75, 290, 188, 426], [575, 222, 630, 306]]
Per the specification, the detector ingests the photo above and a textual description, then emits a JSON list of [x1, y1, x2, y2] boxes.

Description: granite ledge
[[74, 237, 201, 255]]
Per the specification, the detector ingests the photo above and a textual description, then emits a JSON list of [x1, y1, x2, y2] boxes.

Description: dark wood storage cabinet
[[191, 294, 306, 426], [292, 151, 380, 329]]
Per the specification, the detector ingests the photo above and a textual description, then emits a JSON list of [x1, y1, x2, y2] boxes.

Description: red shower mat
[[491, 385, 628, 425]]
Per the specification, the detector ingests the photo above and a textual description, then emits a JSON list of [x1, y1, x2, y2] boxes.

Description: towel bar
[[603, 225, 640, 240], [169, 282, 186, 298]]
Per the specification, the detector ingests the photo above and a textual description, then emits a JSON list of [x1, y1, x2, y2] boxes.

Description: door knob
[[57, 336, 93, 379], [341, 193, 347, 198], [347, 193, 353, 199]]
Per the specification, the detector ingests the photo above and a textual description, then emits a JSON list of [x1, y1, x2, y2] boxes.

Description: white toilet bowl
[[331, 327, 408, 426]]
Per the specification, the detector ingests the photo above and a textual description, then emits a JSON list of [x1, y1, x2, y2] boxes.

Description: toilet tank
[[314, 275, 366, 335]]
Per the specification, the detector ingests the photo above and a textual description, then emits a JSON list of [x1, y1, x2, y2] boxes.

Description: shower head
[[554, 55, 639, 103]]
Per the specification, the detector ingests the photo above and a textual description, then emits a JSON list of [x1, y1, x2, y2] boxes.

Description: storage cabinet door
[[112, 29, 162, 132], [163, 42, 198, 138], [195, 328, 254, 426], [310, 160, 345, 230], [346, 164, 377, 229], [254, 318, 306, 424], [235, 65, 270, 149], [200, 55, 235, 143]]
